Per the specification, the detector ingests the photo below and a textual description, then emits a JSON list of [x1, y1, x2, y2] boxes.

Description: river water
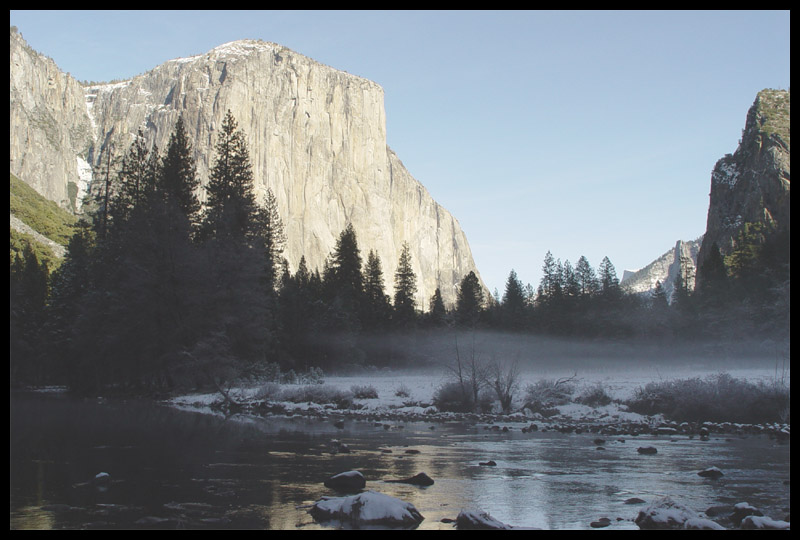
[[10, 389, 790, 530]]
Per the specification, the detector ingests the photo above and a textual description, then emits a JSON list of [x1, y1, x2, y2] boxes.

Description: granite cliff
[[695, 89, 790, 285], [9, 31, 483, 307], [621, 238, 701, 303]]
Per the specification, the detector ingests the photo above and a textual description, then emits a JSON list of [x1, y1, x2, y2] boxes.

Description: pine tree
[[393, 242, 418, 326], [575, 255, 599, 297], [428, 287, 447, 326], [200, 110, 259, 243], [501, 269, 526, 329], [254, 187, 286, 290], [598, 256, 621, 298], [159, 115, 200, 225], [538, 251, 563, 304], [113, 130, 158, 225], [456, 271, 484, 327], [651, 280, 669, 308], [363, 250, 391, 329]]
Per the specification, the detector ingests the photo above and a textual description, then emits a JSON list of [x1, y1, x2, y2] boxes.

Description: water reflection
[[10, 391, 790, 530]]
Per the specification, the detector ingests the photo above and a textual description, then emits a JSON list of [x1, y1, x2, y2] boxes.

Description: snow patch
[[75, 156, 93, 211]]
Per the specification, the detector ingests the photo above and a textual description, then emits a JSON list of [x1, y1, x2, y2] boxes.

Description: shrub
[[299, 366, 325, 385], [394, 384, 411, 398], [350, 384, 379, 399], [522, 376, 577, 413], [576, 382, 613, 407], [280, 385, 353, 408], [624, 372, 790, 424], [432, 381, 474, 413], [254, 382, 282, 400]]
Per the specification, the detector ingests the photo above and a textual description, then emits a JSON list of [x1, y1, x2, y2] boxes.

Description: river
[[10, 388, 790, 530]]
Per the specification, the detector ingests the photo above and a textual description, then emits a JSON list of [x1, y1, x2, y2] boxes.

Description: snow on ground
[[167, 363, 787, 426]]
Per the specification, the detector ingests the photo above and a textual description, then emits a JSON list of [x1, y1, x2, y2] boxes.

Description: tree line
[[10, 112, 789, 394]]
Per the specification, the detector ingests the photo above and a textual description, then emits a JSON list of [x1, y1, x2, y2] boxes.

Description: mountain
[[620, 238, 702, 303], [695, 89, 790, 286], [9, 29, 483, 308]]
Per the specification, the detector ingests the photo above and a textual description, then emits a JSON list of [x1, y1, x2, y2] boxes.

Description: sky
[[10, 10, 791, 296]]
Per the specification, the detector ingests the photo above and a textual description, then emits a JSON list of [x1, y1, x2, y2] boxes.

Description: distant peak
[[209, 39, 277, 56]]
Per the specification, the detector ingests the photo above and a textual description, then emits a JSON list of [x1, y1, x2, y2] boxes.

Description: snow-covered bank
[[165, 368, 789, 438]]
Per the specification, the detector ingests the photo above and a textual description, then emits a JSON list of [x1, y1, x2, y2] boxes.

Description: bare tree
[[489, 356, 521, 413], [443, 330, 490, 411]]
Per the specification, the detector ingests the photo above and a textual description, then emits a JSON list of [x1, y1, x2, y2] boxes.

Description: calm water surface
[[10, 390, 790, 530]]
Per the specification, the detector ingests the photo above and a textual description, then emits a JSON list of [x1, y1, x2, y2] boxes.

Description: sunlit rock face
[[9, 28, 94, 211], [621, 238, 701, 302], [695, 89, 790, 284], [9, 33, 485, 307]]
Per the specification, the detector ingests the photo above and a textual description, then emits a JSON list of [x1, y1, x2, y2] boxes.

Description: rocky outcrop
[[621, 238, 701, 301], [9, 27, 94, 211], [9, 33, 484, 307], [695, 89, 790, 284]]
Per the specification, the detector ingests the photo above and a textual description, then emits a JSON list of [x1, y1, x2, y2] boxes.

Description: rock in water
[[637, 446, 658, 455], [323, 471, 366, 493], [309, 490, 424, 528], [697, 466, 724, 479], [385, 472, 434, 486], [634, 496, 699, 530], [455, 509, 513, 530]]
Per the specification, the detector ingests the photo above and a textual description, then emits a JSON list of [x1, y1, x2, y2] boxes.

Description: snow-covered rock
[[308, 490, 424, 528], [455, 509, 513, 530], [683, 517, 727, 530], [697, 466, 724, 479], [740, 515, 791, 530], [634, 496, 699, 530]]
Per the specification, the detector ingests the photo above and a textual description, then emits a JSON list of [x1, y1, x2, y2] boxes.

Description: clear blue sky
[[10, 10, 790, 296]]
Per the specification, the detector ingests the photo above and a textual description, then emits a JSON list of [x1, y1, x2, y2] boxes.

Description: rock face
[[9, 28, 94, 211], [9, 31, 484, 307], [621, 238, 701, 302], [695, 89, 790, 284]]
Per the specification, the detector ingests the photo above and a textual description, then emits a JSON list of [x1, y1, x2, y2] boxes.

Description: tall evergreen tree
[[200, 110, 259, 243], [501, 269, 526, 329], [538, 251, 563, 304], [393, 242, 418, 326], [159, 115, 200, 225], [428, 287, 448, 326], [254, 187, 287, 290], [323, 223, 365, 330], [575, 255, 599, 297], [598, 256, 621, 299], [456, 271, 484, 327], [363, 249, 391, 329]]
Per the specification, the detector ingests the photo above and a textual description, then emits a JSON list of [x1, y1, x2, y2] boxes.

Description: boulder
[[624, 497, 646, 505], [683, 517, 727, 530], [730, 502, 763, 525], [309, 490, 424, 528], [740, 515, 790, 530], [697, 466, 724, 479], [323, 471, 366, 493], [385, 472, 434, 487], [634, 496, 698, 529], [590, 517, 611, 528], [637, 446, 658, 455], [455, 509, 513, 530]]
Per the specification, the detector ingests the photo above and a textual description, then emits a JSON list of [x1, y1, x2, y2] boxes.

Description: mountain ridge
[[10, 30, 484, 308]]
